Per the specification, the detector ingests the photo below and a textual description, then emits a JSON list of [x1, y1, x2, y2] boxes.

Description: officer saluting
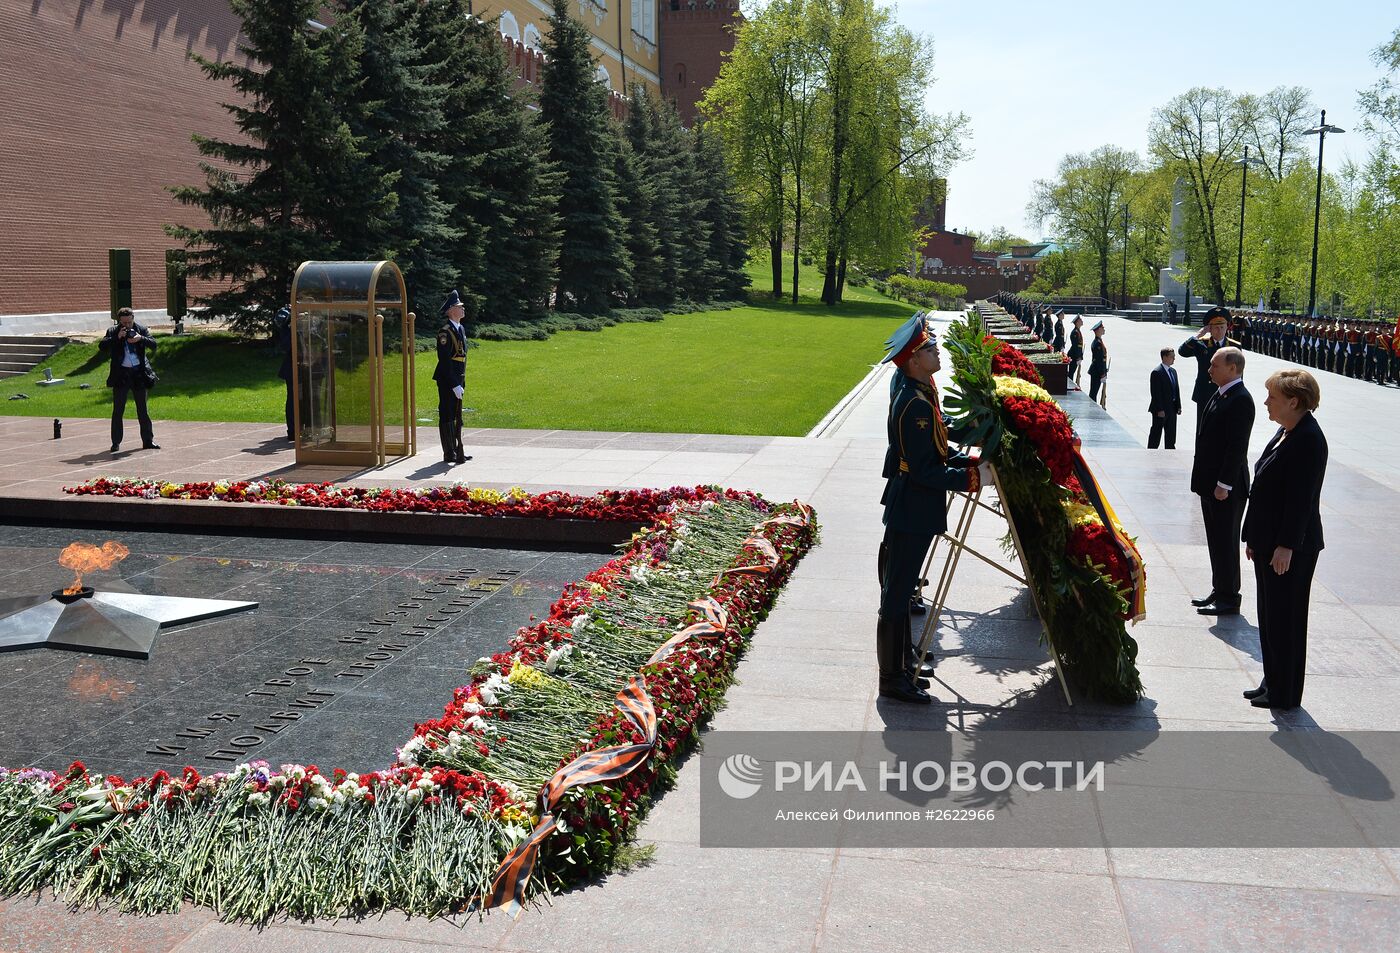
[[433, 290, 471, 465], [1179, 306, 1242, 430], [877, 316, 986, 704]]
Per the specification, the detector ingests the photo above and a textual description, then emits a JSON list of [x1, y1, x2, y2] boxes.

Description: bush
[[883, 274, 967, 309]]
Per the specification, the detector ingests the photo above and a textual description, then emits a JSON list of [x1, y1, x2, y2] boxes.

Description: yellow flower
[[506, 660, 549, 690], [159, 483, 178, 498], [993, 375, 1053, 403], [1062, 500, 1102, 528], [507, 486, 528, 501]]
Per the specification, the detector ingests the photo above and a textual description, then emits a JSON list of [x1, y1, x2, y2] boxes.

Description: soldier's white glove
[[452, 385, 464, 400]]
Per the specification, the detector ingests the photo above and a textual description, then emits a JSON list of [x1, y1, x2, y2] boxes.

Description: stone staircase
[[0, 335, 68, 379], [1114, 293, 1216, 323]]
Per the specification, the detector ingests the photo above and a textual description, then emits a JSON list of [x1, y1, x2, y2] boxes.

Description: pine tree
[[340, 0, 457, 318], [614, 130, 662, 307], [692, 121, 751, 299], [627, 91, 707, 304], [168, 0, 396, 334], [539, 0, 630, 313]]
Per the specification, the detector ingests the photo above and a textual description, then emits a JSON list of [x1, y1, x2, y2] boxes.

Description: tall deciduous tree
[[168, 0, 396, 334], [539, 0, 630, 313], [1148, 87, 1250, 307], [1028, 145, 1139, 301]]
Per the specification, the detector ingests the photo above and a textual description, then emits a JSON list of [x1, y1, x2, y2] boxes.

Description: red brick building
[[0, 2, 631, 322], [659, 0, 740, 125], [0, 0, 247, 319]]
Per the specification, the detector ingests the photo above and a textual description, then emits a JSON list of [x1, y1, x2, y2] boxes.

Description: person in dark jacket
[[1052, 310, 1066, 353], [1088, 320, 1109, 404], [100, 307, 159, 453], [1148, 347, 1181, 449], [433, 290, 471, 465], [1240, 370, 1327, 710], [878, 317, 986, 704], [1067, 316, 1084, 390], [274, 304, 294, 441], [1180, 307, 1243, 432], [1189, 347, 1255, 615]]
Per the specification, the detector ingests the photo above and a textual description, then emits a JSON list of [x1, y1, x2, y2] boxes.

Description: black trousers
[[878, 525, 934, 686], [1252, 547, 1319, 708], [1067, 358, 1081, 383], [1088, 372, 1105, 402], [111, 370, 154, 447], [437, 381, 462, 459], [1199, 491, 1246, 605], [1147, 412, 1177, 449], [283, 378, 294, 439]]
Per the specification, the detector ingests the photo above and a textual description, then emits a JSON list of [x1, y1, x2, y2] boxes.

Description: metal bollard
[[53, 418, 62, 439]]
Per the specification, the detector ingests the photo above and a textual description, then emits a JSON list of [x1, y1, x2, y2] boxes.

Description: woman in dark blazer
[[1241, 369, 1327, 710]]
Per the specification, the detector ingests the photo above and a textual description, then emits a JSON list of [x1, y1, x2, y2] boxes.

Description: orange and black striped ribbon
[[486, 676, 657, 915]]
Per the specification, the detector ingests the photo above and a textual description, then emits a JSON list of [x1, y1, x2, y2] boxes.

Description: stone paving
[[1, 308, 1398, 951]]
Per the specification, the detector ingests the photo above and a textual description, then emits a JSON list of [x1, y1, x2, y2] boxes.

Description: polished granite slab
[[0, 524, 609, 776]]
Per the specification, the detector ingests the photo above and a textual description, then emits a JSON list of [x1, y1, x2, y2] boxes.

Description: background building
[[658, 0, 740, 125], [480, 0, 662, 97]]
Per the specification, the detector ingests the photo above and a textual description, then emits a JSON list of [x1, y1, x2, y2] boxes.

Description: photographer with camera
[[100, 306, 159, 453]]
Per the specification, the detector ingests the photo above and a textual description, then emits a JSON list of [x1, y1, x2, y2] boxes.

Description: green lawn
[[0, 260, 913, 436]]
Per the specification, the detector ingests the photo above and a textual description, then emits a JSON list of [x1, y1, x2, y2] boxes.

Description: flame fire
[[59, 541, 130, 594]]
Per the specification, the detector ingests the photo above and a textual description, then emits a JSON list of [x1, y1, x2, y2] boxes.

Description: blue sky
[[889, 0, 1396, 238]]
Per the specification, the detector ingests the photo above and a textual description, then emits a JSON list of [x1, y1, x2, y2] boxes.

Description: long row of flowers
[[63, 477, 702, 523], [0, 485, 817, 920], [945, 313, 1144, 703]]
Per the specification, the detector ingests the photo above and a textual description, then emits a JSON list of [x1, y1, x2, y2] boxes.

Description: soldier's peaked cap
[[441, 289, 465, 315], [881, 313, 935, 365], [1204, 305, 1231, 326]]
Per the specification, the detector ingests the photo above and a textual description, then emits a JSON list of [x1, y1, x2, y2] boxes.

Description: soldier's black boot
[[902, 613, 935, 683], [878, 614, 930, 704]]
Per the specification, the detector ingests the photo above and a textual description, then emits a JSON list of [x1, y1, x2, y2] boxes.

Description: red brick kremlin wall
[[0, 4, 626, 318], [659, 0, 740, 126], [0, 0, 248, 316]]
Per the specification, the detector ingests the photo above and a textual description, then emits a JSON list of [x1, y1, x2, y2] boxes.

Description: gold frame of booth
[[289, 261, 417, 467]]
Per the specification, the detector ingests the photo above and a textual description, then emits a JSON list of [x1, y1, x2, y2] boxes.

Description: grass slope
[[0, 261, 912, 436]]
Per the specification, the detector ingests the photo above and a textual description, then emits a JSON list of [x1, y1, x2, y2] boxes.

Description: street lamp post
[[1233, 146, 1264, 309], [1120, 205, 1130, 310], [1303, 110, 1345, 318]]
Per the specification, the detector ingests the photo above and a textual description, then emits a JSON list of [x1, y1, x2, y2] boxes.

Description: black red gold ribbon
[[1070, 450, 1147, 622]]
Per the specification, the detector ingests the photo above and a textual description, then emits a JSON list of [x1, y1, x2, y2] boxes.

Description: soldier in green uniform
[[878, 317, 985, 704], [432, 290, 471, 465], [1179, 307, 1242, 431]]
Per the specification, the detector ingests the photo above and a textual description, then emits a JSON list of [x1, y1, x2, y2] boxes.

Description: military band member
[[877, 317, 986, 704], [1179, 307, 1242, 431], [433, 290, 472, 465], [1365, 329, 1383, 384]]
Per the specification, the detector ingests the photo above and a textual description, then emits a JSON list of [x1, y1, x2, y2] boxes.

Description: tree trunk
[[791, 185, 801, 305], [770, 230, 783, 299], [836, 254, 848, 302]]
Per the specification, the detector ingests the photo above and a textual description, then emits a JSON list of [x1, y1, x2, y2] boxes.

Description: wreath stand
[[913, 460, 1074, 706]]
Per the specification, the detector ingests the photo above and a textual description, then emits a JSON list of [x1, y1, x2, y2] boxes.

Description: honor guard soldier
[[1365, 328, 1381, 383], [877, 316, 984, 704], [433, 290, 471, 465], [1284, 318, 1300, 363], [1346, 325, 1363, 378], [1180, 306, 1242, 430], [1052, 310, 1066, 353]]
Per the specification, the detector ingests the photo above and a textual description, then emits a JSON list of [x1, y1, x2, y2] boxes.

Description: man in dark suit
[[433, 290, 472, 465], [1148, 347, 1181, 449], [99, 306, 159, 454], [1190, 347, 1255, 615], [878, 316, 985, 704], [1179, 307, 1242, 431]]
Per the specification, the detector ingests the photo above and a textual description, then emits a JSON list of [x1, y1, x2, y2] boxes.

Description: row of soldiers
[[1233, 315, 1400, 385]]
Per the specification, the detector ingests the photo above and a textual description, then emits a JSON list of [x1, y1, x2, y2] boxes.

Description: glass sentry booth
[[290, 261, 417, 467]]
